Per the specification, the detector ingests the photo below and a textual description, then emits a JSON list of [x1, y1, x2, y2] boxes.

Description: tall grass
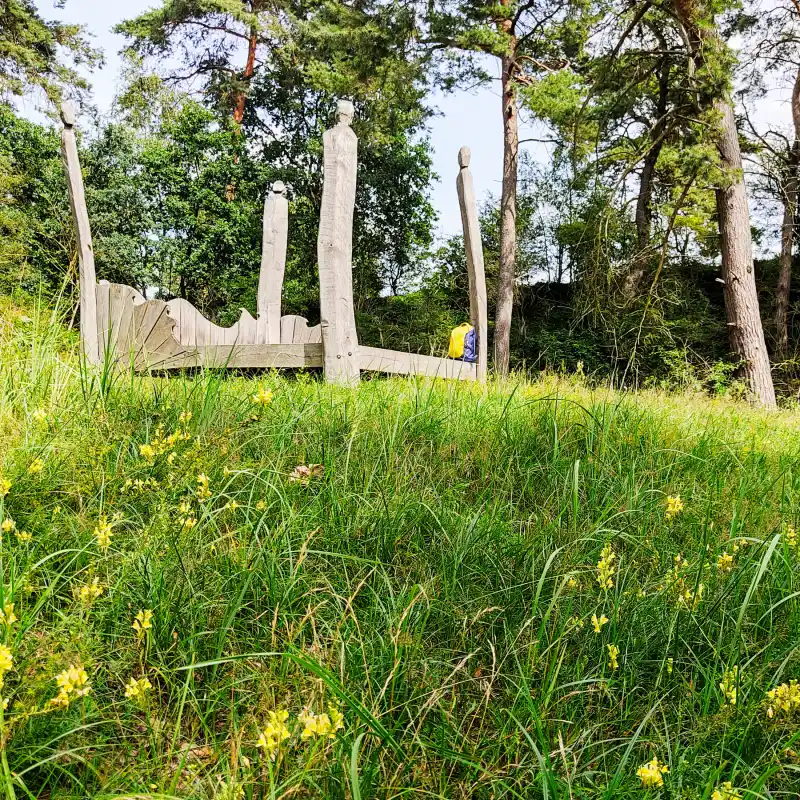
[[0, 298, 799, 798]]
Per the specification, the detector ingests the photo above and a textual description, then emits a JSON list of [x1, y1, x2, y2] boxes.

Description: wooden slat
[[359, 346, 477, 381], [149, 343, 324, 370]]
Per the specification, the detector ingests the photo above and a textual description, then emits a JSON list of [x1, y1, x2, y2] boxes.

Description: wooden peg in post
[[257, 180, 289, 344], [60, 101, 100, 364], [456, 146, 488, 383], [317, 99, 360, 386]]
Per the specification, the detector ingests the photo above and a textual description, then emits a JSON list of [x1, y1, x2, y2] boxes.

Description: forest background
[[4, 0, 800, 403]]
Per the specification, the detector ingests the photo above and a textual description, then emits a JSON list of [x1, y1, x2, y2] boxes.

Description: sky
[[29, 0, 544, 238]]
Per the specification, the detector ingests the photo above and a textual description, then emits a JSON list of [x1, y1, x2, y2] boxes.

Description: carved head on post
[[458, 146, 471, 170], [271, 180, 286, 197], [336, 99, 355, 127], [60, 101, 77, 129]]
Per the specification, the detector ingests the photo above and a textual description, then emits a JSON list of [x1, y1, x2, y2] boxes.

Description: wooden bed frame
[[61, 100, 488, 385]]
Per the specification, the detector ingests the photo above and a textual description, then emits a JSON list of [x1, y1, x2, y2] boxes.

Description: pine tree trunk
[[672, 0, 776, 407], [774, 65, 800, 360], [495, 47, 518, 376], [234, 27, 258, 124], [714, 99, 776, 407]]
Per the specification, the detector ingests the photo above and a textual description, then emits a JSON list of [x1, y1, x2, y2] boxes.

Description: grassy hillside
[[0, 301, 799, 799]]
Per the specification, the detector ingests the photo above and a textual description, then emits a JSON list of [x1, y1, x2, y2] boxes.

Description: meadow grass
[[0, 298, 799, 798]]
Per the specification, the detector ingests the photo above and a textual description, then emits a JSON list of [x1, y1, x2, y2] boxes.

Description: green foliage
[[0, 0, 100, 103]]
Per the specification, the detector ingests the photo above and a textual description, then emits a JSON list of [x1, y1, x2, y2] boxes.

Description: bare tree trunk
[[672, 0, 776, 407], [774, 65, 800, 360], [495, 43, 518, 376], [714, 99, 776, 407]]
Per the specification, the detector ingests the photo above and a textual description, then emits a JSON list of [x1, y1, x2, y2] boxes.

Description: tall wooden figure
[[318, 100, 360, 386], [456, 147, 488, 383], [257, 181, 289, 344], [61, 102, 100, 365]]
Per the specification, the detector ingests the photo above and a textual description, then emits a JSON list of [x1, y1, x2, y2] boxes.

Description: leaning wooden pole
[[60, 102, 100, 365], [317, 100, 360, 386], [456, 146, 488, 383], [257, 180, 289, 344]]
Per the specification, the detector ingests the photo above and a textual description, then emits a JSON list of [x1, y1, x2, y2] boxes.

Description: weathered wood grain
[[258, 181, 289, 344], [359, 346, 477, 380], [166, 298, 257, 346], [317, 100, 360, 386], [456, 146, 488, 383], [61, 102, 100, 364], [280, 315, 322, 344]]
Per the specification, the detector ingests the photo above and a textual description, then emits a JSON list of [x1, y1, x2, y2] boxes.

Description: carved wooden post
[[257, 180, 289, 344], [317, 100, 360, 386], [61, 101, 100, 364], [456, 146, 488, 383]]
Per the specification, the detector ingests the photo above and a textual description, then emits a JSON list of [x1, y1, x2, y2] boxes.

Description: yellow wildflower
[[256, 499, 267, 511], [720, 667, 739, 707], [607, 643, 620, 670], [50, 664, 90, 707], [596, 543, 616, 590], [224, 500, 239, 512], [256, 709, 290, 758], [1, 518, 15, 533], [0, 645, 13, 688], [0, 478, 10, 497], [717, 552, 734, 574], [124, 676, 152, 701], [0, 603, 17, 627], [636, 756, 668, 788], [139, 443, 157, 463], [133, 609, 153, 640], [665, 495, 684, 519], [27, 457, 44, 475], [32, 408, 48, 424], [591, 613, 609, 633], [299, 706, 345, 740], [94, 515, 113, 549], [784, 525, 798, 549], [765, 679, 800, 719], [196, 473, 211, 501], [180, 516, 198, 530], [566, 577, 578, 590], [15, 530, 31, 543], [711, 781, 742, 800], [252, 387, 273, 406], [73, 577, 104, 605], [179, 410, 193, 425]]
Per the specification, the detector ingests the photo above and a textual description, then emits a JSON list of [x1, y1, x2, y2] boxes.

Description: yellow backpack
[[448, 323, 473, 359]]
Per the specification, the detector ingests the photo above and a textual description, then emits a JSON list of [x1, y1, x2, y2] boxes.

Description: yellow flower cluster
[[0, 478, 10, 497], [94, 515, 113, 550], [27, 457, 44, 475], [299, 705, 345, 740], [607, 643, 620, 670], [32, 408, 48, 425], [596, 543, 616, 590], [50, 665, 91, 707], [15, 530, 31, 543], [138, 423, 192, 465], [122, 477, 159, 495], [0, 645, 13, 690], [1, 518, 15, 533], [133, 609, 153, 640], [636, 756, 669, 788], [0, 602, 17, 627], [719, 667, 739, 706], [252, 387, 273, 406], [784, 525, 798, 549], [196, 473, 211, 502], [765, 679, 800, 719], [667, 554, 704, 610], [73, 577, 104, 605], [256, 709, 291, 758], [711, 781, 742, 800], [591, 613, 609, 633], [665, 495, 684, 519], [716, 551, 734, 574], [124, 676, 152, 701]]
